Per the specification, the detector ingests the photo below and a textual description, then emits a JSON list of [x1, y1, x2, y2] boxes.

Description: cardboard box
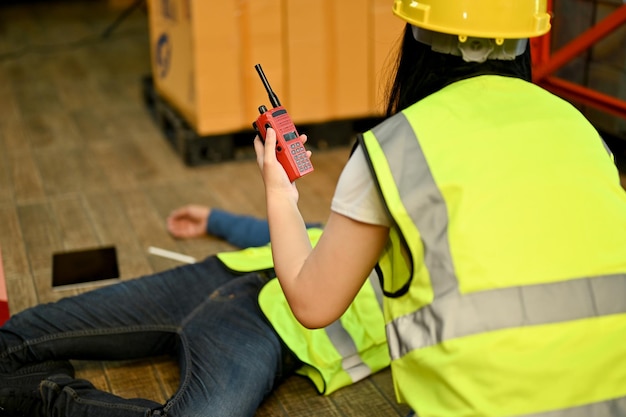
[[148, 1, 244, 135], [147, 0, 404, 136], [192, 2, 246, 135], [285, 1, 331, 123], [333, 1, 372, 120], [238, 0, 285, 126], [372, 0, 405, 115]]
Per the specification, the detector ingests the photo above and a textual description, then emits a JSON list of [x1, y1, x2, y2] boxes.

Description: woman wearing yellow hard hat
[[254, 0, 626, 416], [392, 0, 551, 41]]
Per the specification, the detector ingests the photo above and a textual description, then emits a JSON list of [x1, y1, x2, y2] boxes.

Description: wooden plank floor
[[0, 1, 409, 416]]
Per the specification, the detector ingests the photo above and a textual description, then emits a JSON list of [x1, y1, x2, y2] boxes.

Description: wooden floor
[[0, 1, 409, 416]]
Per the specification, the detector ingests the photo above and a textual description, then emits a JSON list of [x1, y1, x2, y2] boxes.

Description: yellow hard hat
[[392, 0, 551, 42]]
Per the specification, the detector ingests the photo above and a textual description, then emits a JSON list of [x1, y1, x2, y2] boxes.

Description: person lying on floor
[[0, 205, 388, 417]]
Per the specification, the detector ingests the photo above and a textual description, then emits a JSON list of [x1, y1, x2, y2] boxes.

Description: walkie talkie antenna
[[255, 64, 281, 108]]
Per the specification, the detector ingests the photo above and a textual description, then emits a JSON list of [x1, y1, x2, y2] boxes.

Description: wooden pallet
[[142, 76, 382, 166]]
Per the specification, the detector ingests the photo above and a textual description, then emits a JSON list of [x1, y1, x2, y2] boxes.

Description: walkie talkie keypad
[[290, 142, 312, 173]]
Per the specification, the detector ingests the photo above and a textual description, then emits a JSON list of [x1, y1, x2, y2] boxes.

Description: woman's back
[[361, 73, 626, 416]]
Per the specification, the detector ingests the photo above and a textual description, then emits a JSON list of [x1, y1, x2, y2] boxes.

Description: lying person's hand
[[167, 205, 210, 239]]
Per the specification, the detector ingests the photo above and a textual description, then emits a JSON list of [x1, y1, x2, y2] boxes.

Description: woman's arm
[[255, 128, 389, 328], [289, 211, 389, 328]]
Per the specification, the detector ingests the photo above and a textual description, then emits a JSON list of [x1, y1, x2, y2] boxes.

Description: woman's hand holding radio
[[254, 127, 311, 200]]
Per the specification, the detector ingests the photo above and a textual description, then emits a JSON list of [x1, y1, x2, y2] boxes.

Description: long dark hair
[[385, 24, 533, 116]]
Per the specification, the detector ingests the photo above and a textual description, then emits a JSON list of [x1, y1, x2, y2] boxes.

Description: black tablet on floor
[[52, 246, 120, 290]]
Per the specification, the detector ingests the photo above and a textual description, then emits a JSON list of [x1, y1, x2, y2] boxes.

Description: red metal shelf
[[531, 1, 626, 120]]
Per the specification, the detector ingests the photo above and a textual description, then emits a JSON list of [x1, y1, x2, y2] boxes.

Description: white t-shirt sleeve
[[331, 146, 392, 227]]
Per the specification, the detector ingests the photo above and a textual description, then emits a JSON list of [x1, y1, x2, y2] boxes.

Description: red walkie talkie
[[253, 64, 314, 182]]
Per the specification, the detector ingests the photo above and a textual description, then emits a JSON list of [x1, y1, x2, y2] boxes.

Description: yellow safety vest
[[217, 228, 390, 395], [360, 75, 626, 417]]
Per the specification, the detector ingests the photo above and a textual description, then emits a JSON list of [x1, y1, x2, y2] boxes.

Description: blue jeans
[[0, 257, 299, 417]]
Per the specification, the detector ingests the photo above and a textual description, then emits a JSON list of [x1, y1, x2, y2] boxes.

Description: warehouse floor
[[0, 1, 409, 416]]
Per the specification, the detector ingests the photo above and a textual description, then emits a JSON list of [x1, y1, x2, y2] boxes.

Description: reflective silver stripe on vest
[[324, 321, 372, 383], [521, 396, 626, 417], [387, 273, 626, 359], [323, 269, 383, 383], [371, 114, 459, 298], [369, 114, 626, 361], [411, 395, 626, 417]]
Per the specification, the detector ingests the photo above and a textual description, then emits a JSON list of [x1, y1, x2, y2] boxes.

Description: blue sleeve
[[207, 209, 322, 249]]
